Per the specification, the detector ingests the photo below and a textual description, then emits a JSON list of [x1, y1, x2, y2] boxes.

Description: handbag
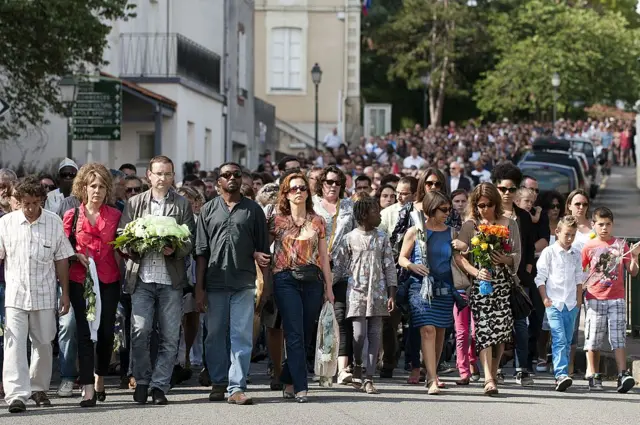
[[510, 280, 533, 320], [450, 228, 471, 290], [290, 264, 323, 282]]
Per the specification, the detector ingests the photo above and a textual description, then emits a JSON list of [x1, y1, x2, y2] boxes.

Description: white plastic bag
[[87, 258, 102, 342], [420, 275, 434, 305], [314, 301, 339, 387]]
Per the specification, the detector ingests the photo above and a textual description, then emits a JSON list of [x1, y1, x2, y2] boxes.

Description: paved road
[[0, 364, 637, 424], [593, 166, 640, 238]]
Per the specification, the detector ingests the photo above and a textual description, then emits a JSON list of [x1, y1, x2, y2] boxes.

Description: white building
[[0, 0, 256, 179]]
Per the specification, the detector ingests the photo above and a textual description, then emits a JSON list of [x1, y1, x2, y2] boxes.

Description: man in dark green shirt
[[195, 162, 270, 406]]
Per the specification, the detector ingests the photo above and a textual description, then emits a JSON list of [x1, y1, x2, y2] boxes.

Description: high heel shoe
[[96, 390, 106, 402], [80, 391, 97, 408]]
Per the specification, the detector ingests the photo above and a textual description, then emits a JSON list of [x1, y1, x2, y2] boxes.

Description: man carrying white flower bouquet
[[118, 155, 195, 406], [195, 162, 271, 406]]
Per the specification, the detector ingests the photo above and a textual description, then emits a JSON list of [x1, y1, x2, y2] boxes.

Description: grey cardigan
[[118, 189, 196, 293]]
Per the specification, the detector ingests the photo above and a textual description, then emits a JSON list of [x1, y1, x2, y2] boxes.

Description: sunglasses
[[60, 172, 77, 180], [288, 185, 307, 194], [126, 187, 142, 194], [497, 186, 517, 194], [477, 202, 494, 210], [521, 186, 540, 194], [438, 206, 452, 214], [550, 204, 561, 210], [324, 179, 341, 187], [573, 202, 589, 208], [425, 181, 442, 189], [42, 184, 56, 191], [220, 170, 242, 180]]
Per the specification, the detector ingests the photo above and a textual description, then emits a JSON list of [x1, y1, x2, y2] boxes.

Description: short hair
[[515, 187, 534, 201], [557, 215, 578, 230], [119, 163, 137, 173], [149, 155, 174, 172], [592, 206, 614, 223], [38, 173, 56, 183], [450, 189, 468, 200], [72, 163, 114, 205], [183, 174, 199, 184], [240, 184, 255, 200], [355, 175, 372, 186], [188, 178, 205, 189], [422, 191, 450, 218], [353, 195, 379, 225], [124, 175, 143, 185], [0, 168, 18, 184], [416, 168, 447, 201], [277, 156, 299, 172], [256, 182, 279, 207], [522, 175, 537, 184], [219, 161, 242, 173], [491, 161, 523, 187], [251, 172, 265, 183], [398, 176, 418, 194], [14, 176, 47, 201], [277, 173, 314, 216], [466, 183, 505, 221], [376, 184, 396, 200], [177, 186, 204, 204], [110, 169, 125, 180], [380, 174, 401, 187], [314, 165, 347, 198]]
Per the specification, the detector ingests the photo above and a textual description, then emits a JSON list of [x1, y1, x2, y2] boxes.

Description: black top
[[195, 196, 270, 291], [513, 204, 536, 287]]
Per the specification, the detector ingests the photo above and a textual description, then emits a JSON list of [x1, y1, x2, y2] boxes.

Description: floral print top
[[269, 213, 326, 274], [334, 228, 398, 318], [313, 195, 355, 283]]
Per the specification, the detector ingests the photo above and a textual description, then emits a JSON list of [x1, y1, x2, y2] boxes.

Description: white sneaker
[[57, 380, 74, 397], [337, 369, 353, 385]]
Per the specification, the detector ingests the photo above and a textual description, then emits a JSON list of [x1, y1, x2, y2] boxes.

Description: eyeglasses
[[288, 185, 307, 194], [477, 203, 494, 210], [550, 204, 561, 210], [150, 171, 174, 179], [437, 206, 452, 214], [324, 179, 341, 187], [396, 191, 412, 197], [60, 172, 76, 180], [573, 202, 589, 208], [126, 187, 142, 194], [219, 170, 242, 180], [497, 186, 517, 194], [425, 181, 442, 189], [521, 186, 540, 194]]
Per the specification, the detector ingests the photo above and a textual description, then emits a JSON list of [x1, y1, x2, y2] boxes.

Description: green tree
[[474, 0, 640, 119], [0, 0, 136, 141]]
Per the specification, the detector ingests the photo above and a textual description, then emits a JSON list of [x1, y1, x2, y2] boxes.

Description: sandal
[[436, 377, 446, 389], [484, 379, 498, 396], [363, 379, 380, 394], [426, 379, 441, 395], [456, 377, 470, 386], [407, 369, 420, 385], [352, 364, 363, 389]]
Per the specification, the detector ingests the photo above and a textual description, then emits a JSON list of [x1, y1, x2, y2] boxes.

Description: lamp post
[[59, 75, 78, 159], [551, 72, 560, 129], [420, 73, 431, 129], [311, 63, 322, 151]]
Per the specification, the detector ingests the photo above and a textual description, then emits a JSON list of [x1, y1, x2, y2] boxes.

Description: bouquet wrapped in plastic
[[469, 224, 512, 295], [314, 301, 340, 387], [112, 216, 191, 255]]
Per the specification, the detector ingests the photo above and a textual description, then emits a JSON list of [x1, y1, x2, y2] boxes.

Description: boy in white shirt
[[535, 216, 583, 392]]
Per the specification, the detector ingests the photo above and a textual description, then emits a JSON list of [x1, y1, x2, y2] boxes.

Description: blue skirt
[[408, 276, 454, 329]]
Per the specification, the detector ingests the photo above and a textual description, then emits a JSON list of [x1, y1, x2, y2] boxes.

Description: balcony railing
[[120, 33, 221, 93]]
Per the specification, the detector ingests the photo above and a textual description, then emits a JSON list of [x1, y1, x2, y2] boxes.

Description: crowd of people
[[0, 117, 637, 414]]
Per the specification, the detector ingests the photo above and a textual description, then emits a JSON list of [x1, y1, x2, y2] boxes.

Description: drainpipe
[[223, 0, 231, 161]]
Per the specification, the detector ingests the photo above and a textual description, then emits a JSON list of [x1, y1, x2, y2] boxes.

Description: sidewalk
[[575, 165, 640, 382]]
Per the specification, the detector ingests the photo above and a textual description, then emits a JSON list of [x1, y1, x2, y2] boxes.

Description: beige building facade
[[254, 0, 361, 155]]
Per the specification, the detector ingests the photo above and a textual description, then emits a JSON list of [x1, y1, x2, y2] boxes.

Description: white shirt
[[403, 156, 426, 169], [324, 133, 342, 150], [471, 169, 491, 183], [0, 209, 74, 311], [139, 196, 173, 286], [378, 202, 403, 237], [450, 175, 460, 192], [535, 243, 583, 311], [44, 189, 65, 213]]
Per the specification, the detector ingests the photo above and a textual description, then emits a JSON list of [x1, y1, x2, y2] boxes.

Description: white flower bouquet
[[84, 272, 98, 322], [112, 216, 191, 255]]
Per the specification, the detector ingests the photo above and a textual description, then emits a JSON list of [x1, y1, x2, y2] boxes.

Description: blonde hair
[[72, 163, 113, 205], [557, 215, 578, 230], [515, 187, 534, 201]]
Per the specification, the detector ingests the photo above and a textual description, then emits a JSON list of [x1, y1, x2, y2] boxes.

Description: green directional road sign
[[72, 79, 122, 141]]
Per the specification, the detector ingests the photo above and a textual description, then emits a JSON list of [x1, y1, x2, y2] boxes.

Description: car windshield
[[519, 167, 572, 195], [572, 141, 594, 158]]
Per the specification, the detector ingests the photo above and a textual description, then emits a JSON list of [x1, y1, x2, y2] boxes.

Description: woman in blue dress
[[399, 191, 455, 395]]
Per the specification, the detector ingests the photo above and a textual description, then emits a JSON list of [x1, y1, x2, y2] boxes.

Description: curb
[[574, 349, 640, 382]]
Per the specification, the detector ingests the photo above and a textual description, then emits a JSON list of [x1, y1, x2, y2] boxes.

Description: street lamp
[[59, 75, 78, 159], [311, 63, 322, 151], [420, 73, 431, 129], [551, 72, 560, 128]]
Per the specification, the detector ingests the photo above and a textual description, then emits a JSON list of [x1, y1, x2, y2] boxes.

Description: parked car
[[518, 161, 578, 197]]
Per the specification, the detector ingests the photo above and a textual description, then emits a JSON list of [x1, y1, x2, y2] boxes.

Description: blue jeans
[[58, 287, 77, 381], [273, 272, 324, 393], [546, 305, 578, 379], [131, 281, 183, 394], [205, 287, 254, 395]]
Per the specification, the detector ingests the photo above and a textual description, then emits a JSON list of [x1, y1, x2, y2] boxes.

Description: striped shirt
[[138, 195, 172, 285], [0, 208, 74, 311]]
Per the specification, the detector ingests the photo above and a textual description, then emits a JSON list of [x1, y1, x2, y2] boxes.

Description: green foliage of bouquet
[[112, 216, 191, 255], [84, 272, 97, 322]]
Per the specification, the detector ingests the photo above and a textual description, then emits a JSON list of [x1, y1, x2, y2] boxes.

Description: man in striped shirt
[[0, 177, 74, 414]]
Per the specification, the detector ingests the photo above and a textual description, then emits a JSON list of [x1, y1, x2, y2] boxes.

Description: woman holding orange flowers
[[454, 183, 521, 396]]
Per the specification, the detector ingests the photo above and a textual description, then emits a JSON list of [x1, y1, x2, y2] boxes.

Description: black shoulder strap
[[69, 207, 79, 249]]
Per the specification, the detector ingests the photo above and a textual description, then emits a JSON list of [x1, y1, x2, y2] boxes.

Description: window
[[270, 27, 302, 91], [138, 133, 155, 160], [238, 25, 248, 99]]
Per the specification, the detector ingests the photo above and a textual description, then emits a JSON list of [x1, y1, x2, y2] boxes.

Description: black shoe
[[151, 388, 168, 405], [170, 365, 192, 388], [96, 390, 106, 402], [379, 368, 394, 379], [29, 391, 51, 407], [133, 384, 149, 404], [119, 376, 130, 390], [8, 400, 26, 414], [617, 371, 635, 393], [199, 368, 212, 387], [588, 374, 604, 391], [79, 391, 97, 408], [555, 376, 573, 392]]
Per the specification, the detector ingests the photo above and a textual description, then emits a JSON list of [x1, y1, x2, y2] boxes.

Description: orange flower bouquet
[[469, 224, 512, 295]]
